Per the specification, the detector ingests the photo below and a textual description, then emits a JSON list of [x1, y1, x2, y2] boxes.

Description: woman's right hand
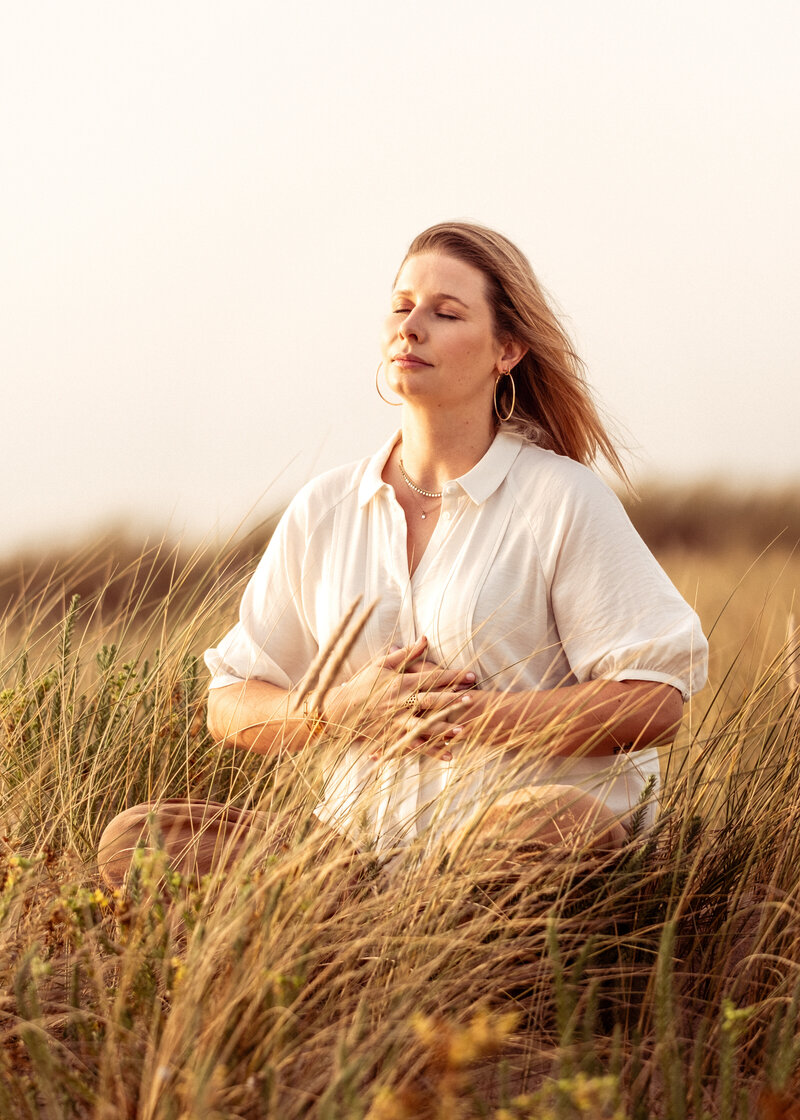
[[322, 636, 476, 759]]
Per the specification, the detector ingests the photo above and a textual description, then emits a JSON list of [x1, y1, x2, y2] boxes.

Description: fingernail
[[460, 695, 472, 705], [442, 751, 453, 762], [464, 672, 476, 682], [450, 725, 463, 734]]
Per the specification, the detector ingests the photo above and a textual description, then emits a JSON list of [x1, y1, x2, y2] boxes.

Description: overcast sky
[[2, 0, 798, 558]]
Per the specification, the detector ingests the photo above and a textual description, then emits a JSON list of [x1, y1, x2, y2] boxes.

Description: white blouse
[[205, 430, 708, 851]]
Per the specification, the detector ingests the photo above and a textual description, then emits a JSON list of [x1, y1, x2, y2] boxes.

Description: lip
[[391, 352, 432, 368]]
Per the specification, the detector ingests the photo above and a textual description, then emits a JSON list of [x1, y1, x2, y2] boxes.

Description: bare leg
[[444, 783, 627, 872], [98, 799, 320, 891]]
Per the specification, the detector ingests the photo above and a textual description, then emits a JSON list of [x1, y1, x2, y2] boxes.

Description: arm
[[207, 636, 476, 757], [457, 678, 684, 757], [207, 679, 308, 754]]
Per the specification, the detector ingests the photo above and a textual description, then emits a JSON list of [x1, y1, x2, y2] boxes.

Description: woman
[[99, 222, 707, 889]]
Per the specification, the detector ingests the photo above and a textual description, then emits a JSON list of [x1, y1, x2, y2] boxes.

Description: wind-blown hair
[[401, 221, 628, 483]]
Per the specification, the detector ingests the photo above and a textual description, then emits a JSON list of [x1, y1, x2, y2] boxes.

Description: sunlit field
[[1, 486, 800, 1119]]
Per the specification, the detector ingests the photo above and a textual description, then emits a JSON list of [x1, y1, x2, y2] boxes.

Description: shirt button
[[443, 511, 452, 521]]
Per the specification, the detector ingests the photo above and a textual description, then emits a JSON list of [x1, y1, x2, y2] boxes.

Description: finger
[[408, 692, 475, 717], [403, 658, 475, 687], [399, 702, 466, 742], [382, 705, 442, 754], [382, 636, 428, 673], [405, 665, 477, 691], [421, 744, 454, 762], [402, 656, 437, 674], [373, 704, 467, 760], [416, 718, 465, 742], [407, 719, 466, 761]]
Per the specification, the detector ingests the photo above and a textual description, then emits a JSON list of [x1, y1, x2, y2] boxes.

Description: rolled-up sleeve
[[204, 497, 320, 691], [544, 469, 707, 701]]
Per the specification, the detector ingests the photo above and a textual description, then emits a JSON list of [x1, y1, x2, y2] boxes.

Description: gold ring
[[403, 690, 419, 709]]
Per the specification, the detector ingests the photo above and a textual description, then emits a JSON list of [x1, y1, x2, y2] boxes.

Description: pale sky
[[2, 0, 799, 558]]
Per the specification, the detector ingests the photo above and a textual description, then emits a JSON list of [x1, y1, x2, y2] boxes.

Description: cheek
[[380, 317, 397, 352], [455, 334, 494, 366]]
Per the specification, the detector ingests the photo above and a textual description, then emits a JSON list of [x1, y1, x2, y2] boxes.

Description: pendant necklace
[[398, 455, 443, 521]]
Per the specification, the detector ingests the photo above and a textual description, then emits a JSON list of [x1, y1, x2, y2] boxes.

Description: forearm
[[464, 680, 684, 757], [206, 679, 312, 754]]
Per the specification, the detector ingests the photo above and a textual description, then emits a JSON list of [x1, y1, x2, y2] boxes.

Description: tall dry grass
[[1, 488, 800, 1119]]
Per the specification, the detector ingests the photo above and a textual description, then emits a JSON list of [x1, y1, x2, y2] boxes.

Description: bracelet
[[302, 697, 327, 738]]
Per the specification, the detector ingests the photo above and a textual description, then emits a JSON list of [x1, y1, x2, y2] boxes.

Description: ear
[[497, 336, 527, 371]]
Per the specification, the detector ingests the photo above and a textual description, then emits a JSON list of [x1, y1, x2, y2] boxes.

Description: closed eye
[[391, 308, 459, 319]]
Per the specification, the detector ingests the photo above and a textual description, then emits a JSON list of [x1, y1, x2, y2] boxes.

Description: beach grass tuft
[[2, 496, 800, 1117]]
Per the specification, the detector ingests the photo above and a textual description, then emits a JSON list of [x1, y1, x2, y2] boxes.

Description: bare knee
[[448, 784, 626, 868], [97, 800, 267, 891], [98, 805, 151, 890], [492, 784, 626, 849]]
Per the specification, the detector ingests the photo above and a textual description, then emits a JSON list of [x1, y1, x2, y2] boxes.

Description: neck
[[398, 406, 497, 489]]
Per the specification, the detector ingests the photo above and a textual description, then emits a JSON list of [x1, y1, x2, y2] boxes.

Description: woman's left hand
[[366, 648, 478, 762]]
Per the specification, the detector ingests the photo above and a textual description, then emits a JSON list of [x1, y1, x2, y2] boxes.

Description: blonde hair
[[401, 221, 628, 483]]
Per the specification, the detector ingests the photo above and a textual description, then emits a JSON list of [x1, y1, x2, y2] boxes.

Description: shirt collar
[[457, 431, 524, 504], [358, 430, 401, 507], [358, 429, 523, 509]]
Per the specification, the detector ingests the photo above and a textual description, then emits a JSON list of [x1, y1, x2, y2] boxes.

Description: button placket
[[390, 496, 417, 643], [440, 483, 460, 523]]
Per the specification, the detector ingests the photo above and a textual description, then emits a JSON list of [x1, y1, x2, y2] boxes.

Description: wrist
[[319, 683, 348, 729], [465, 689, 518, 734], [301, 696, 327, 738]]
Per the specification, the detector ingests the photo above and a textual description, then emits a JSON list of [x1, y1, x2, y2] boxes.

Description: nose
[[399, 306, 424, 342]]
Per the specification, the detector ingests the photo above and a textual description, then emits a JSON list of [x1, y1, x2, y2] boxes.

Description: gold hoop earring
[[493, 370, 516, 423], [376, 362, 402, 407]]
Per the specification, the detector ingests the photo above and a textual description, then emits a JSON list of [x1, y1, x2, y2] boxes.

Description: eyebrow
[[393, 289, 470, 309]]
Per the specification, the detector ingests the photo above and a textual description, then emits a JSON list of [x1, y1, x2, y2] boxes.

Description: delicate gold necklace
[[398, 458, 442, 521], [406, 489, 440, 521], [398, 457, 443, 499]]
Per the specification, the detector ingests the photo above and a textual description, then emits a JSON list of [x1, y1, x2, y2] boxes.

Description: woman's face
[[381, 252, 509, 418]]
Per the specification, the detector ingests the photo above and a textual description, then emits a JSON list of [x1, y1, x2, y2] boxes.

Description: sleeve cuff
[[207, 672, 247, 690], [603, 669, 692, 703]]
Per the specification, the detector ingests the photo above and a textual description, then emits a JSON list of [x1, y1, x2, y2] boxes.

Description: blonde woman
[[99, 222, 707, 888]]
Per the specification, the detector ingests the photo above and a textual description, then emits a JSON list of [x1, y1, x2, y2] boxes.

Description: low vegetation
[[1, 486, 800, 1118]]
